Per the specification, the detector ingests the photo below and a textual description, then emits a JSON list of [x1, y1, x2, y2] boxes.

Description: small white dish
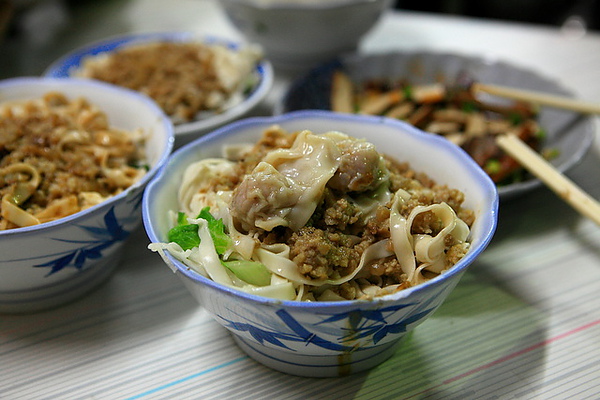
[[44, 31, 274, 144]]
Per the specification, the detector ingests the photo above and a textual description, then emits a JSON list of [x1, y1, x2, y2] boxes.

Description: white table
[[2, 1, 599, 399]]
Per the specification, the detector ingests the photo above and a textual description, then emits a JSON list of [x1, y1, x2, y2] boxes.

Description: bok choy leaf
[[167, 207, 232, 253]]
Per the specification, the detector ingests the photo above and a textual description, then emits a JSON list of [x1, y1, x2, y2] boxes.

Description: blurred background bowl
[[44, 31, 273, 146], [142, 110, 498, 377], [219, 0, 394, 72], [0, 77, 174, 314]]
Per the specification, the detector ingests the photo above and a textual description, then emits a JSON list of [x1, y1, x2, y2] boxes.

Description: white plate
[[277, 51, 595, 200], [45, 31, 274, 142]]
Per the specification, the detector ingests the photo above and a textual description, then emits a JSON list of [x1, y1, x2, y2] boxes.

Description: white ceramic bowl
[[277, 51, 596, 199], [44, 31, 274, 145], [220, 0, 394, 71], [142, 110, 498, 377], [0, 77, 174, 314]]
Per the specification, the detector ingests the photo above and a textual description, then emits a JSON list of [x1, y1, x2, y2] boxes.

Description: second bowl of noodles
[[142, 110, 498, 377], [0, 77, 174, 314]]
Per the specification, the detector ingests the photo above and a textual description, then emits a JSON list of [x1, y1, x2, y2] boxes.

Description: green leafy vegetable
[[168, 224, 200, 250], [168, 208, 270, 286], [167, 208, 232, 253], [542, 147, 560, 160], [222, 260, 272, 286], [197, 207, 232, 255], [461, 101, 477, 113], [509, 112, 524, 125], [402, 85, 413, 100], [484, 159, 501, 175], [535, 128, 547, 140]]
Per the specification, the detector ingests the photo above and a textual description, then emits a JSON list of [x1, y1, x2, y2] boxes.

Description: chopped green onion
[[11, 183, 33, 205], [542, 147, 560, 160], [176, 211, 188, 225], [535, 128, 547, 140], [506, 171, 524, 184], [509, 112, 523, 125], [167, 208, 232, 253], [461, 101, 477, 113], [484, 159, 502, 175]]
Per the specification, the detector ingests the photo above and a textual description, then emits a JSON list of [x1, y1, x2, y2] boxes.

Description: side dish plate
[[277, 51, 595, 199]]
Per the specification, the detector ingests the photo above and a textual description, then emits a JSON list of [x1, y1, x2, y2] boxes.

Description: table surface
[[1, 1, 599, 399]]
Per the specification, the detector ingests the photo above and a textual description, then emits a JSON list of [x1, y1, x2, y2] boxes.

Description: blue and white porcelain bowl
[[0, 77, 174, 314], [44, 31, 274, 145], [142, 111, 498, 377]]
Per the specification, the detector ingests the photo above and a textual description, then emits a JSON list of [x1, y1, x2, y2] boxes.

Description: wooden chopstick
[[472, 83, 600, 115], [496, 133, 600, 226], [331, 70, 354, 113]]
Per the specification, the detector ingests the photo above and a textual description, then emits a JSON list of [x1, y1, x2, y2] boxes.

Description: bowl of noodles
[[0, 77, 174, 314], [44, 31, 274, 146], [142, 110, 498, 376]]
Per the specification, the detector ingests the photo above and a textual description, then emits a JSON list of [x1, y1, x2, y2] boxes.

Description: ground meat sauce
[[229, 127, 474, 300]]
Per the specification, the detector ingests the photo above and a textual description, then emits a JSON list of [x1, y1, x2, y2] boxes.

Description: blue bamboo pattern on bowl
[[220, 297, 438, 352], [22, 189, 143, 276], [33, 207, 131, 275]]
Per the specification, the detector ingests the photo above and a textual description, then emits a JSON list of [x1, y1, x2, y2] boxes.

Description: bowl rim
[[221, 0, 394, 11], [43, 31, 275, 138], [143, 110, 498, 309], [275, 50, 597, 200], [0, 76, 174, 238]]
